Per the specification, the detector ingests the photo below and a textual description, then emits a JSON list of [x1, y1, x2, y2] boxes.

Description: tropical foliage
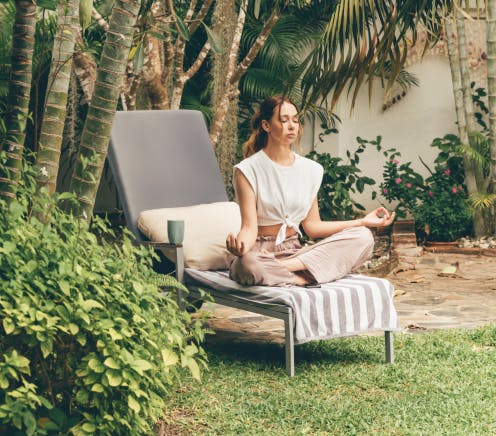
[[0, 161, 207, 435], [380, 134, 472, 242], [307, 139, 376, 222]]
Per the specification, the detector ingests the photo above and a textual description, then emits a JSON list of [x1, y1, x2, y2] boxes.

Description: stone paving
[[200, 251, 496, 344]]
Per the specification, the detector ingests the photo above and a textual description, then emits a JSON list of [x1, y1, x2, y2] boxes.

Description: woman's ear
[[261, 119, 270, 133]]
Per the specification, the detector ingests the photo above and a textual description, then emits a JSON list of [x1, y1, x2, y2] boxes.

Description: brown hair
[[242, 95, 302, 158]]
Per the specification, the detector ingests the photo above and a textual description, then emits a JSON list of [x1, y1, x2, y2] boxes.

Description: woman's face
[[262, 101, 300, 146]]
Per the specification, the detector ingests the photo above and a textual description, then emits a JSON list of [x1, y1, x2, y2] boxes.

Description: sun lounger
[[108, 109, 397, 376]]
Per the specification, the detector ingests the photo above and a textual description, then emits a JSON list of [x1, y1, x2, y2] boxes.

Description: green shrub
[[0, 162, 208, 434], [306, 139, 376, 221], [379, 135, 473, 242]]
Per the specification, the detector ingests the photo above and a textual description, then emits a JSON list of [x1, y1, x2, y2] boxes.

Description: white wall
[[303, 57, 459, 211]]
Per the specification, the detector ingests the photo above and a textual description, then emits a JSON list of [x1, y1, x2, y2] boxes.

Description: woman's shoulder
[[234, 150, 264, 170], [295, 153, 324, 175]]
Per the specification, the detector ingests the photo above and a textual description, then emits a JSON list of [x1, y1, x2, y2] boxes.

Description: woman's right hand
[[226, 233, 249, 257]]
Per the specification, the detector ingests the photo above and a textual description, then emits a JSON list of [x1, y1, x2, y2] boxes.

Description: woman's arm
[[301, 198, 395, 239], [226, 169, 258, 256]]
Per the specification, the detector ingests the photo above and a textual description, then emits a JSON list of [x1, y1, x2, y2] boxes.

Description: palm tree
[[488, 0, 496, 198], [68, 0, 141, 220], [297, 0, 452, 110], [211, 0, 238, 197], [0, 0, 36, 203], [36, 0, 80, 194]]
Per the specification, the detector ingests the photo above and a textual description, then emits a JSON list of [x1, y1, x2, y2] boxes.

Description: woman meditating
[[226, 95, 395, 287]]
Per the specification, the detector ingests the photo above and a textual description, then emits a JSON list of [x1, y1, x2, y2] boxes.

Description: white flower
[[40, 166, 48, 177]]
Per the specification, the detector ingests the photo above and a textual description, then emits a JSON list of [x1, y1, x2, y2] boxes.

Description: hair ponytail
[[241, 95, 300, 158], [242, 112, 268, 158]]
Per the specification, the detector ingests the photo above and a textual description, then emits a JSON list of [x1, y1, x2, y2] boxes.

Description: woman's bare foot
[[292, 272, 310, 286]]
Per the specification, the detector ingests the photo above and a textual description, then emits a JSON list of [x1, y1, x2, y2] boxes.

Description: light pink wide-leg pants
[[229, 226, 374, 286]]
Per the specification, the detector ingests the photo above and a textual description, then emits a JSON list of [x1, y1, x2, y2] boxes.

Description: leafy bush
[[306, 139, 375, 221], [380, 135, 473, 242], [0, 162, 207, 434]]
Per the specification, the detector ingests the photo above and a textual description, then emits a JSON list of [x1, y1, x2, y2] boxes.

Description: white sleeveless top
[[234, 150, 324, 245]]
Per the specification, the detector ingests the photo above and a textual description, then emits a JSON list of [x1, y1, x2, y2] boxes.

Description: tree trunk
[[73, 36, 97, 104], [446, 18, 469, 152], [143, 34, 169, 109], [36, 0, 80, 193], [68, 0, 141, 220], [456, 9, 486, 236], [209, 4, 279, 147], [0, 0, 36, 202], [212, 0, 238, 199], [488, 0, 496, 193]]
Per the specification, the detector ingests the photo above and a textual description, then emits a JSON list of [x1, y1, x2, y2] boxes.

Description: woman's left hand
[[361, 207, 395, 228]]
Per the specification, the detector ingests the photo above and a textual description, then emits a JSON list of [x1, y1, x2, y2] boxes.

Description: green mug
[[167, 220, 184, 244]]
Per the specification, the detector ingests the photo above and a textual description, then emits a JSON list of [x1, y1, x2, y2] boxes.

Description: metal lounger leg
[[284, 309, 295, 377], [385, 331, 394, 364]]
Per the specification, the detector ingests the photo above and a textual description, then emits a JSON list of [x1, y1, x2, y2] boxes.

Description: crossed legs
[[229, 226, 375, 287]]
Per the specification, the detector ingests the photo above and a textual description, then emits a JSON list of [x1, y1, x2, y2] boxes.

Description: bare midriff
[[257, 223, 297, 238]]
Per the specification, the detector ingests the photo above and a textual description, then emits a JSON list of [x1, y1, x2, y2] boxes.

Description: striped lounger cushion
[[185, 269, 399, 344]]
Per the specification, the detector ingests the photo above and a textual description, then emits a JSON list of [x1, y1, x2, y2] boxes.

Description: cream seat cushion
[[138, 202, 241, 270]]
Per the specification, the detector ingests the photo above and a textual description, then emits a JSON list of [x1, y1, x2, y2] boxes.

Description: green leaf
[[146, 30, 166, 40], [81, 423, 97, 432], [106, 370, 122, 387], [80, 299, 104, 311], [23, 412, 36, 435], [40, 340, 53, 358], [103, 357, 120, 370], [91, 383, 104, 392], [108, 328, 123, 341], [88, 358, 105, 373], [131, 359, 152, 373], [0, 241, 16, 254], [183, 356, 201, 381], [128, 395, 141, 413], [253, 0, 261, 18], [173, 11, 190, 41], [59, 280, 71, 295], [184, 343, 198, 357], [8, 201, 24, 219], [80, 0, 93, 31], [36, 0, 57, 10], [68, 323, 79, 335], [161, 348, 178, 367], [56, 192, 76, 201], [3, 318, 15, 334], [0, 375, 9, 389], [202, 22, 223, 54], [132, 41, 145, 72]]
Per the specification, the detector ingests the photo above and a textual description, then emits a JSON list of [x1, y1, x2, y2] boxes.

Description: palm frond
[[469, 193, 496, 211], [296, 0, 451, 110]]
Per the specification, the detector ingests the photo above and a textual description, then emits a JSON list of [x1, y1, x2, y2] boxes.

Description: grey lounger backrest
[[108, 110, 228, 240]]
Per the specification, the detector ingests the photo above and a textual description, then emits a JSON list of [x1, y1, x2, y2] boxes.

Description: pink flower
[[428, 191, 434, 197], [383, 188, 388, 194], [451, 187, 457, 194], [395, 178, 402, 184], [393, 159, 399, 165], [444, 169, 451, 176], [406, 182, 412, 188]]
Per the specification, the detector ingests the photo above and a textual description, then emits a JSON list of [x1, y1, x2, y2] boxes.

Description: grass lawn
[[160, 326, 496, 435]]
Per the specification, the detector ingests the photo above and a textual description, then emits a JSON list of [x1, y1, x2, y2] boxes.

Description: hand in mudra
[[362, 207, 395, 228], [226, 233, 248, 257]]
